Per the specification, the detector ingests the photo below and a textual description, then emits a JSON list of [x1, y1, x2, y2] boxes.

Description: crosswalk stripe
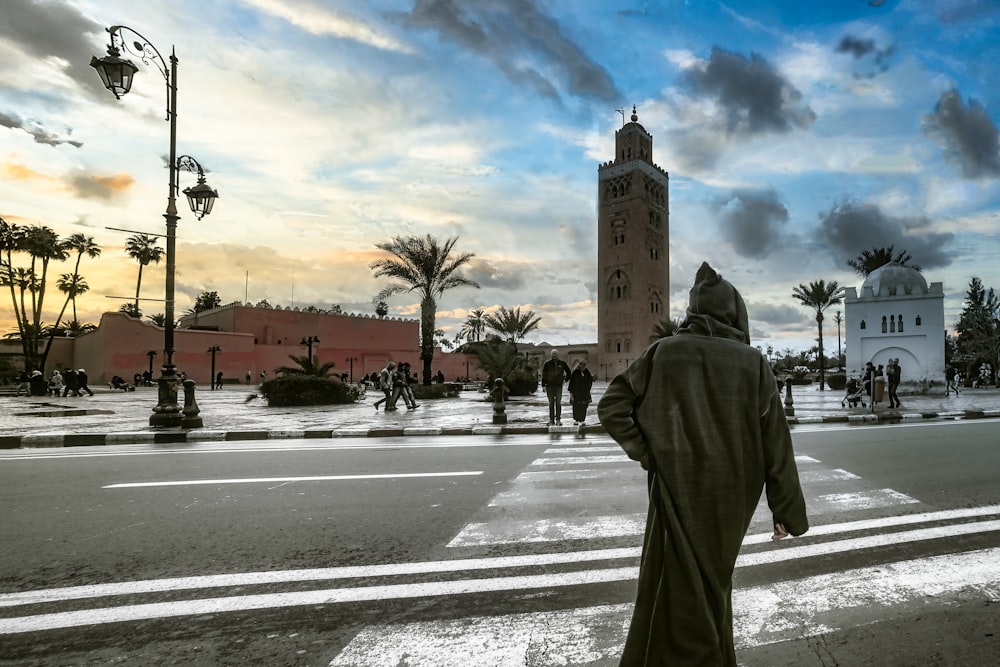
[[327, 547, 1000, 666]]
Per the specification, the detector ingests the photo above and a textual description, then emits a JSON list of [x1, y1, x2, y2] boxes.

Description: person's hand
[[771, 523, 789, 542]]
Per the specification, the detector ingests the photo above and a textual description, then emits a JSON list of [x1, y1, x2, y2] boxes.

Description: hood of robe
[[677, 261, 751, 344]]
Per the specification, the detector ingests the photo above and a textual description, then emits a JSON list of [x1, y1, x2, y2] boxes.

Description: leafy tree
[[255, 299, 272, 309], [124, 234, 164, 316], [329, 304, 343, 314], [474, 338, 538, 395], [484, 306, 541, 343], [187, 290, 222, 315], [370, 234, 480, 384], [119, 302, 141, 317], [791, 279, 844, 390], [954, 276, 1000, 387], [847, 245, 920, 276], [146, 312, 167, 326], [654, 316, 683, 339], [374, 299, 388, 319], [275, 353, 337, 378]]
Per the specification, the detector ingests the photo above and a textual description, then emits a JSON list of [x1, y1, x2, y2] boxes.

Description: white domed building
[[844, 263, 945, 383]]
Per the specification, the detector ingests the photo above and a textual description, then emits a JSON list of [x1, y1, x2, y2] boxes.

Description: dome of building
[[862, 263, 928, 297]]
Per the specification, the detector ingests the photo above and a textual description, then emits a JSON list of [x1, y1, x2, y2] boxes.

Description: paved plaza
[[2, 379, 998, 448]]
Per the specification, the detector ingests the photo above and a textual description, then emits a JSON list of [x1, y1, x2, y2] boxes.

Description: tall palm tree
[[370, 235, 480, 384], [483, 306, 542, 343], [61, 234, 100, 316], [56, 274, 89, 323], [125, 234, 164, 316], [847, 245, 920, 276], [38, 234, 100, 369], [276, 354, 337, 378], [460, 308, 488, 344], [791, 280, 844, 391]]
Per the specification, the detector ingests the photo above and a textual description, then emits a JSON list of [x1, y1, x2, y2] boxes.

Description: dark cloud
[[0, 0, 107, 99], [687, 47, 816, 136], [400, 0, 619, 102], [747, 302, 808, 327], [816, 201, 953, 269], [922, 90, 1000, 180], [0, 112, 83, 148], [835, 35, 893, 78], [711, 189, 789, 259], [69, 173, 136, 200]]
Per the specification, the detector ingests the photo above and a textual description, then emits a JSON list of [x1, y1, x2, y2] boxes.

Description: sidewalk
[[2, 381, 998, 448]]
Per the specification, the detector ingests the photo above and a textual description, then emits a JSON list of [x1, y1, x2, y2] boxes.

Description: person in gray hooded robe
[[598, 262, 808, 666]]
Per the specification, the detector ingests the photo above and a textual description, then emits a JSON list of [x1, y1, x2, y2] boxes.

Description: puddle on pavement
[[14, 404, 115, 418]]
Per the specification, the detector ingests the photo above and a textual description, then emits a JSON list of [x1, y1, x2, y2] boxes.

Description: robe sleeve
[[597, 351, 654, 469], [760, 368, 809, 537]]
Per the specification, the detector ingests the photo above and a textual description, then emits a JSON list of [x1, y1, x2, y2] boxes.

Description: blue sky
[[2, 0, 999, 353]]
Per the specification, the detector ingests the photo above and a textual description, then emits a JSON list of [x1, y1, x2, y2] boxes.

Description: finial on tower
[[631, 105, 638, 123]]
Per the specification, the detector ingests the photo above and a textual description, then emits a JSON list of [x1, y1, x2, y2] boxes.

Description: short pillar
[[784, 378, 795, 417], [491, 378, 508, 425], [181, 378, 204, 429]]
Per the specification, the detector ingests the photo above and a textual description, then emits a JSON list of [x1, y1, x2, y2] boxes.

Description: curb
[[3, 410, 999, 449]]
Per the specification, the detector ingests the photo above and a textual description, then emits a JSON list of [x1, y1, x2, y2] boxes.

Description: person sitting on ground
[[48, 370, 64, 397]]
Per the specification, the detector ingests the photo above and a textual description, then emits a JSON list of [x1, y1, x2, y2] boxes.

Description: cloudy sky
[[2, 0, 999, 353]]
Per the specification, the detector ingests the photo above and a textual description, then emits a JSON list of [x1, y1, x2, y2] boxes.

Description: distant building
[[844, 263, 945, 382], [597, 106, 669, 377]]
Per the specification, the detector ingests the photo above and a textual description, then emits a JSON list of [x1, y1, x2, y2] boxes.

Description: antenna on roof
[[616, 108, 625, 127]]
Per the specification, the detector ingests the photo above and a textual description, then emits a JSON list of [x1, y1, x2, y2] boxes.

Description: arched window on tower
[[860, 320, 866, 330], [616, 340, 622, 353], [916, 315, 922, 326], [882, 316, 887, 333], [898, 314, 904, 333], [890, 314, 896, 333]]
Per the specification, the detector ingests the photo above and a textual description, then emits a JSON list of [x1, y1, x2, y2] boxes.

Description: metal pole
[[151, 48, 182, 426]]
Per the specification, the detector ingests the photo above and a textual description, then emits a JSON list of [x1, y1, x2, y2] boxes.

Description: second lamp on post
[[90, 24, 218, 428]]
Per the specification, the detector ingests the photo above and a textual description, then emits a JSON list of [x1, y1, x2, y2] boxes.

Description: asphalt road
[[1, 421, 998, 666]]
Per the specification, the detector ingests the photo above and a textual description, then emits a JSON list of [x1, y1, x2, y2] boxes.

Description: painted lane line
[[0, 567, 639, 634], [0, 548, 639, 608], [447, 514, 647, 547], [4, 512, 1000, 610], [530, 455, 629, 466], [102, 471, 483, 489], [327, 547, 1000, 666], [814, 487, 919, 510], [541, 447, 623, 454], [798, 468, 860, 483]]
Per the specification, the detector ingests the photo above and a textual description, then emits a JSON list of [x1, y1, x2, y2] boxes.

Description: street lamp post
[[345, 356, 358, 383], [300, 336, 320, 364], [91, 25, 218, 428], [208, 346, 221, 390], [146, 350, 157, 378]]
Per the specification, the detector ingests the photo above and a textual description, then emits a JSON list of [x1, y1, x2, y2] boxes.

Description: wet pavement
[[1, 380, 998, 448]]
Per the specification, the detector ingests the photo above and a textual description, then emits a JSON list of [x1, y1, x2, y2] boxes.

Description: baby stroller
[[841, 376, 866, 408]]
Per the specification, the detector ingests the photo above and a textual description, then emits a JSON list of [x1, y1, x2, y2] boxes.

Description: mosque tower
[[597, 106, 669, 378]]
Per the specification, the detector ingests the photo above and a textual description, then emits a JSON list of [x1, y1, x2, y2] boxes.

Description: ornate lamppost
[[146, 350, 157, 377], [90, 25, 218, 428], [208, 345, 221, 390]]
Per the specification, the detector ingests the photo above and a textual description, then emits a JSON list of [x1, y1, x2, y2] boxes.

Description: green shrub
[[258, 375, 360, 406], [505, 366, 539, 395], [826, 373, 847, 390], [410, 383, 461, 399]]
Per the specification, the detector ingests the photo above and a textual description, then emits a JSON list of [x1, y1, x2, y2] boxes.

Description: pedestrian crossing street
[[329, 435, 1000, 666]]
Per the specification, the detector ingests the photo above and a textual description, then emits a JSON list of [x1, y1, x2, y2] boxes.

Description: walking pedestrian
[[373, 361, 395, 411], [400, 362, 419, 409], [541, 349, 571, 425], [29, 370, 47, 396], [946, 365, 960, 395], [568, 359, 594, 425], [76, 368, 94, 396], [887, 358, 901, 408], [246, 370, 252, 384], [61, 368, 80, 397], [48, 370, 64, 397], [597, 262, 808, 666], [216, 371, 224, 389]]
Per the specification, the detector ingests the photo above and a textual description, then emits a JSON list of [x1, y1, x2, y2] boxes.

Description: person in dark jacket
[[598, 262, 808, 666], [568, 360, 594, 425], [540, 350, 571, 425], [29, 370, 47, 396], [61, 368, 79, 397], [77, 368, 94, 396]]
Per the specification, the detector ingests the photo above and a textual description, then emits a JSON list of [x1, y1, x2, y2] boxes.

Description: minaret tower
[[597, 105, 669, 377]]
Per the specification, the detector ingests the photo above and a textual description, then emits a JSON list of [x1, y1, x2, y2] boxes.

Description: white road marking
[[327, 547, 1000, 666], [798, 468, 860, 483], [102, 471, 482, 489], [447, 514, 647, 547], [530, 455, 629, 466], [814, 487, 919, 510]]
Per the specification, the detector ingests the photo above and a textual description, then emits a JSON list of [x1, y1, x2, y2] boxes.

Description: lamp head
[[90, 45, 138, 100]]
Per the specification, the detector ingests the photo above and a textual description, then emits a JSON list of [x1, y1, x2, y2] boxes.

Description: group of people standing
[[540, 350, 594, 425], [372, 361, 420, 412]]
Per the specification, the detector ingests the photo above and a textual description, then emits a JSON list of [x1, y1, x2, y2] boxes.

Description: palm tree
[[370, 235, 480, 384], [654, 316, 683, 338], [791, 280, 844, 391], [61, 234, 100, 317], [460, 308, 488, 344], [125, 234, 164, 316], [483, 306, 542, 343], [847, 245, 920, 276], [276, 353, 338, 378]]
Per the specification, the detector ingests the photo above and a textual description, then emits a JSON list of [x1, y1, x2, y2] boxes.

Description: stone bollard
[[181, 378, 204, 429], [491, 378, 509, 425], [784, 378, 795, 417]]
